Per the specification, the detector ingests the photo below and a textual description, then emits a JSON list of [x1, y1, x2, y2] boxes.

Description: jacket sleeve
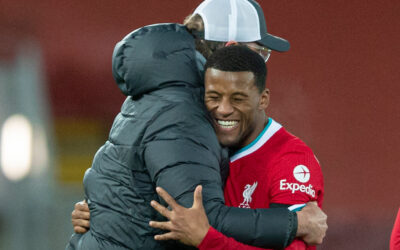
[[142, 104, 296, 249]]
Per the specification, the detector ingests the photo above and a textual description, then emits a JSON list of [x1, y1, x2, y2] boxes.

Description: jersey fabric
[[390, 208, 400, 250], [199, 118, 324, 250]]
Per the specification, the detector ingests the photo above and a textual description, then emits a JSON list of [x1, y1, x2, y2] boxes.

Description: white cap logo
[[293, 165, 310, 183]]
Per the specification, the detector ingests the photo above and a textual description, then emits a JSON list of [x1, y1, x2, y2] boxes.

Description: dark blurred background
[[0, 0, 399, 249]]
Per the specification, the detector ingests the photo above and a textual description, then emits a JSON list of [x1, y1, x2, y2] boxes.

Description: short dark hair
[[204, 45, 267, 92]]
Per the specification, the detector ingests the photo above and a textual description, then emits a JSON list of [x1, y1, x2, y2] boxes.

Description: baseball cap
[[193, 0, 290, 52]]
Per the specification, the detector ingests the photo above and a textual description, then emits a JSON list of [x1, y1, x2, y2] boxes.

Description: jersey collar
[[230, 118, 282, 163]]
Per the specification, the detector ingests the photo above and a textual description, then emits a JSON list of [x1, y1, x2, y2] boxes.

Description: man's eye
[[233, 98, 244, 102], [206, 96, 219, 100]]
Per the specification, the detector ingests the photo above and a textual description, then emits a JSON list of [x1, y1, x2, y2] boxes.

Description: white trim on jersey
[[230, 118, 282, 163]]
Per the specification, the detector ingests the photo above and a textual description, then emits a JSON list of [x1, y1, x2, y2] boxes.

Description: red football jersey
[[224, 118, 324, 250]]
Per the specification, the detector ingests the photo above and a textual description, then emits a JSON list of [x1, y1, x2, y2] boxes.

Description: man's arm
[[70, 190, 327, 249], [149, 186, 327, 249], [70, 146, 324, 248], [268, 148, 326, 248]]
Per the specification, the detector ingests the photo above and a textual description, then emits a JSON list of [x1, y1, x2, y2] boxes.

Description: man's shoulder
[[265, 125, 322, 178], [149, 99, 208, 126], [272, 126, 315, 157], [267, 127, 324, 205], [122, 23, 187, 39]]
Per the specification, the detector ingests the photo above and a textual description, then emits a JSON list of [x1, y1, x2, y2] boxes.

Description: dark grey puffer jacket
[[67, 23, 296, 250]]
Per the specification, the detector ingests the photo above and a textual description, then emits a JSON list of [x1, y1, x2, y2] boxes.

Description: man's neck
[[231, 116, 271, 154]]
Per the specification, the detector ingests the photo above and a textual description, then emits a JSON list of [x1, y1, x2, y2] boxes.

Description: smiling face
[[204, 68, 270, 149]]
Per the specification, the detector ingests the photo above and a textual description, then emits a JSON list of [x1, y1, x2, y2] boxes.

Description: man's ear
[[259, 88, 270, 110], [225, 41, 239, 47]]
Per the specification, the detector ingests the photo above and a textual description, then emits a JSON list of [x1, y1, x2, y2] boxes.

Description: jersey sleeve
[[285, 239, 313, 250], [269, 146, 324, 207], [198, 227, 271, 250], [268, 146, 323, 249], [198, 227, 312, 250]]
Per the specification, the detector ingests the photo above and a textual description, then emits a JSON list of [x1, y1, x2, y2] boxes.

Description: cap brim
[[258, 33, 290, 52]]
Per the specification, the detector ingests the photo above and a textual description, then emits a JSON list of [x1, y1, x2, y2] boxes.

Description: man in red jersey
[[70, 45, 327, 249], [149, 45, 325, 249]]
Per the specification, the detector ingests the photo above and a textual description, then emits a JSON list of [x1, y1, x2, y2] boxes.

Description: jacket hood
[[112, 23, 206, 97]]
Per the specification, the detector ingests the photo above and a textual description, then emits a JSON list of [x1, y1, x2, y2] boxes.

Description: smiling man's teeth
[[217, 120, 238, 128]]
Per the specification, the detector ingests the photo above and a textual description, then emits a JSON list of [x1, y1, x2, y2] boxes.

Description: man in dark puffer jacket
[[66, 23, 298, 250]]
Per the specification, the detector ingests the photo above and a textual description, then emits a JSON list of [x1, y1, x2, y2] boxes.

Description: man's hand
[[71, 200, 90, 234], [149, 185, 211, 247], [296, 201, 327, 245]]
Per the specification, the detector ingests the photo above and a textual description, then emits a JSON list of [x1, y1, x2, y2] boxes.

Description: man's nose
[[216, 99, 234, 116]]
